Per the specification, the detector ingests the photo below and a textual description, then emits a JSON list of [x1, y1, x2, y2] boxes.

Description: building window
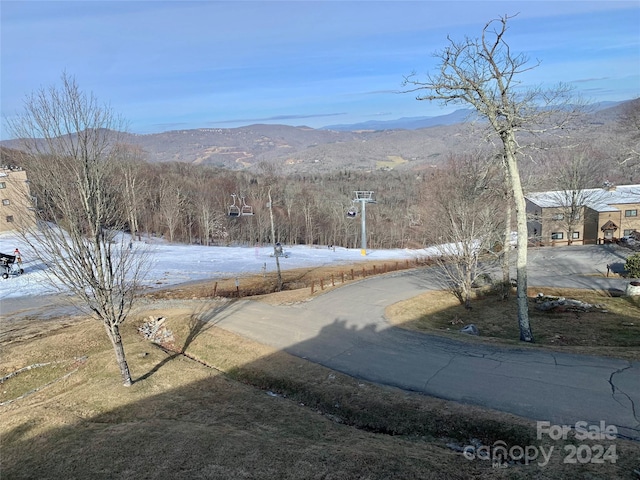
[[552, 213, 564, 220], [2, 199, 9, 206], [6, 215, 14, 223], [625, 209, 638, 217], [551, 232, 564, 240], [624, 229, 636, 236], [571, 232, 580, 239], [0, 182, 5, 189]]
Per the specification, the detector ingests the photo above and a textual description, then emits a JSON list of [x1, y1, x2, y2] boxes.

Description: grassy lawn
[[386, 286, 640, 360], [2, 267, 639, 479]]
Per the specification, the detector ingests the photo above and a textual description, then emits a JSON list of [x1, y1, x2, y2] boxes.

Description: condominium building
[[0, 167, 36, 233], [525, 184, 640, 246]]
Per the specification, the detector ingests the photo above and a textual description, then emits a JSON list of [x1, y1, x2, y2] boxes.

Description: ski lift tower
[[353, 191, 376, 256]]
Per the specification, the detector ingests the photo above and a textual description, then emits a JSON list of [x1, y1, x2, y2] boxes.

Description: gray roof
[[525, 184, 640, 212]]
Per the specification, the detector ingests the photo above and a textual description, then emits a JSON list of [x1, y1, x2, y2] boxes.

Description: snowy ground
[[0, 231, 437, 300]]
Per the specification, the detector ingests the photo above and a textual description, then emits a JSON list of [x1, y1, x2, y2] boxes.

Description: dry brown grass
[[2, 312, 639, 479], [385, 286, 640, 361], [2, 264, 640, 479]]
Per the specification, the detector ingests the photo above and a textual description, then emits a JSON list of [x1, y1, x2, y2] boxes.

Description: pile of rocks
[[138, 316, 175, 346], [534, 293, 606, 313]]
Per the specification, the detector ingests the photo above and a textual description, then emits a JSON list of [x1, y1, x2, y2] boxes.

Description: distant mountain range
[[321, 109, 474, 131], [1, 100, 632, 174], [321, 101, 624, 131]]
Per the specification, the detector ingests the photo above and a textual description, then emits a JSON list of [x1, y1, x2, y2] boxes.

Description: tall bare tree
[[158, 179, 186, 242], [193, 178, 225, 246], [403, 14, 578, 342], [115, 144, 148, 241], [267, 188, 283, 291], [426, 156, 503, 308], [498, 162, 514, 299], [542, 150, 607, 244], [7, 74, 148, 386]]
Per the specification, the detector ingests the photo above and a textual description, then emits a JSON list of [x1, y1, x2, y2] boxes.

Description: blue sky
[[1, 1, 639, 139]]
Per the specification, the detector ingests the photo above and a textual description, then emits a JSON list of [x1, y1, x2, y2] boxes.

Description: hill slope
[[1, 100, 633, 174]]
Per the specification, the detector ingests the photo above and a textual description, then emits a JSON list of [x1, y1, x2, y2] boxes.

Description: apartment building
[[0, 167, 36, 233], [525, 184, 640, 246]]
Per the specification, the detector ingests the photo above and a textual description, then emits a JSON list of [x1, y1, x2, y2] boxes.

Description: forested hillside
[[2, 100, 635, 175]]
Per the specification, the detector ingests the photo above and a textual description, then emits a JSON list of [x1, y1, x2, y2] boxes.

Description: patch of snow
[[0, 231, 436, 300]]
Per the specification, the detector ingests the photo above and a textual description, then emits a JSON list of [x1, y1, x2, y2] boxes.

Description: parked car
[[620, 232, 639, 247]]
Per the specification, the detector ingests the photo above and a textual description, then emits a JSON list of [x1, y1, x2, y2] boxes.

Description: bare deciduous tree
[[542, 151, 607, 244], [498, 162, 514, 300], [426, 156, 503, 308], [158, 179, 186, 242], [7, 74, 148, 386], [267, 187, 283, 291], [115, 144, 148, 240], [403, 14, 579, 342], [194, 179, 225, 246]]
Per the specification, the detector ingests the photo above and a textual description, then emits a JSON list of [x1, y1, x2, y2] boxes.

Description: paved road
[[2, 245, 639, 440], [210, 245, 639, 441]]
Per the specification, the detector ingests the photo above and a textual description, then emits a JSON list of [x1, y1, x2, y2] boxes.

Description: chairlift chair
[[228, 194, 241, 217], [240, 196, 254, 216], [346, 207, 358, 218]]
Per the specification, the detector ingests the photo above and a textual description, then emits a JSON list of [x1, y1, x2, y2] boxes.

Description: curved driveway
[[211, 245, 639, 441]]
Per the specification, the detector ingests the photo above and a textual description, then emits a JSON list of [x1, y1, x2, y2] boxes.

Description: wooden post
[[331, 274, 335, 286], [213, 282, 218, 297], [373, 265, 377, 275], [362, 266, 366, 277], [341, 272, 345, 283], [320, 279, 325, 290], [310, 281, 315, 294], [350, 269, 354, 280]]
